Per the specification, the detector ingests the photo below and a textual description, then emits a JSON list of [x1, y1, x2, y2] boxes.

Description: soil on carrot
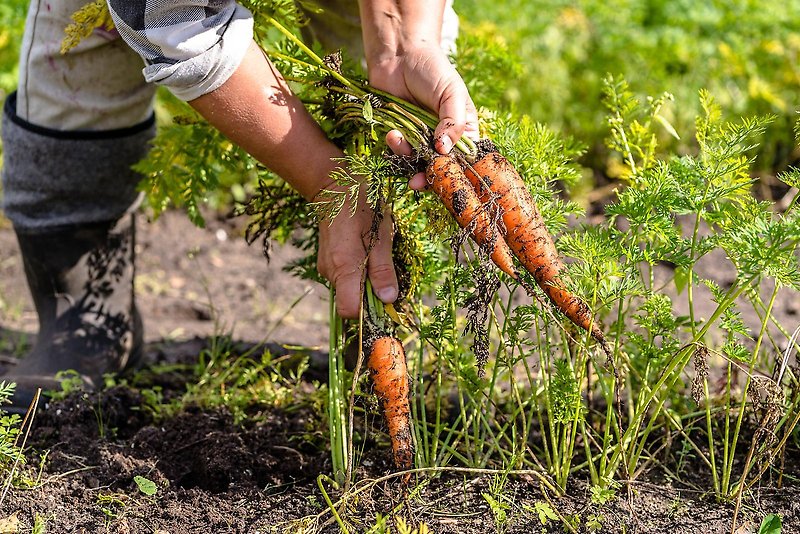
[[1, 211, 800, 533]]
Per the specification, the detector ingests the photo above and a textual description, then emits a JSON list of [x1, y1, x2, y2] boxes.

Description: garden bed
[[1, 212, 799, 533]]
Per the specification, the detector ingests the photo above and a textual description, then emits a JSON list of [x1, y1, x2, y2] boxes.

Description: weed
[[0, 381, 35, 503], [589, 483, 617, 505], [45, 370, 86, 402], [529, 500, 559, 526], [0, 384, 21, 468], [95, 491, 126, 523], [586, 514, 604, 532], [758, 514, 782, 534], [133, 475, 158, 497], [31, 513, 49, 534], [305, 494, 322, 510], [92, 388, 110, 440], [394, 517, 431, 534], [135, 334, 325, 426], [668, 497, 689, 519], [482, 474, 512, 532]]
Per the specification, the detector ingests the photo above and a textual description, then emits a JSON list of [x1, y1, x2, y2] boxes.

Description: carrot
[[464, 143, 607, 347], [368, 335, 413, 470], [426, 153, 519, 279]]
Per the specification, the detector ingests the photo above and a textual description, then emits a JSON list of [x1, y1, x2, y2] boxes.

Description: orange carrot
[[368, 336, 413, 470], [426, 154, 519, 279], [464, 145, 607, 347]]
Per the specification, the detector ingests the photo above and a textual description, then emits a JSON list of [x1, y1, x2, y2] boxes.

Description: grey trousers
[[2, 0, 156, 231], [1, 0, 457, 231]]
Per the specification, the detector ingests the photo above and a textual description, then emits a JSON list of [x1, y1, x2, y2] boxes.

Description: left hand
[[369, 44, 479, 189], [316, 182, 398, 319]]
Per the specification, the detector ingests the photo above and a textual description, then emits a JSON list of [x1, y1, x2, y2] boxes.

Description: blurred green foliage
[[456, 0, 800, 174], [0, 0, 26, 98]]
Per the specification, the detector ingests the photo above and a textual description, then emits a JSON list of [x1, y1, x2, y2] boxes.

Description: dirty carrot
[[464, 142, 608, 350], [367, 336, 413, 470], [426, 153, 519, 279]]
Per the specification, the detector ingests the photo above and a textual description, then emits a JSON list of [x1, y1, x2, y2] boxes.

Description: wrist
[[366, 41, 447, 91], [364, 34, 437, 67], [297, 156, 341, 202], [277, 140, 343, 202], [359, 1, 444, 69]]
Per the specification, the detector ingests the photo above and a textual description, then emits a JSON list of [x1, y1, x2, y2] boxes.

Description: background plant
[[458, 0, 800, 181]]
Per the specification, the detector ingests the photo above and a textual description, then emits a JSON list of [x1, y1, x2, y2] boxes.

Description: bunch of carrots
[[265, 18, 609, 474], [368, 141, 611, 473], [429, 141, 610, 353], [370, 144, 612, 473]]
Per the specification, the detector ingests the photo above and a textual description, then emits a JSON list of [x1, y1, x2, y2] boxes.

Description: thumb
[[433, 77, 471, 154], [367, 212, 399, 303]]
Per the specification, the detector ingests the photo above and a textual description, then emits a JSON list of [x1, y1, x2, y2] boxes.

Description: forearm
[[357, 0, 446, 66], [188, 42, 340, 201]]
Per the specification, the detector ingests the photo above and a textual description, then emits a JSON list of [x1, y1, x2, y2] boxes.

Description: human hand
[[316, 182, 398, 319], [369, 44, 479, 189]]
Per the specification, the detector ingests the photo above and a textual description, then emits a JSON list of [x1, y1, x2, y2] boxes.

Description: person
[[0, 0, 478, 411]]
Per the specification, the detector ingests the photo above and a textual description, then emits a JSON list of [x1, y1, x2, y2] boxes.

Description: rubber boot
[[4, 215, 142, 412], [2, 0, 155, 412]]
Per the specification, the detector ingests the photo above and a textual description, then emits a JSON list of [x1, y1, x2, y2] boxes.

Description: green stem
[[317, 475, 349, 534], [328, 289, 348, 486], [413, 299, 430, 466], [265, 49, 321, 71], [538, 318, 558, 477], [267, 16, 361, 94], [607, 278, 753, 478], [725, 283, 779, 498], [721, 360, 733, 495], [703, 377, 720, 494]]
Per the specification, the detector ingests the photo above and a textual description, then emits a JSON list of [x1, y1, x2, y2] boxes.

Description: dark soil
[[3, 378, 800, 534], [1, 211, 800, 533]]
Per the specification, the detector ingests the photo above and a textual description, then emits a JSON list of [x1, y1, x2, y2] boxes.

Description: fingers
[[367, 212, 399, 304], [463, 97, 480, 141], [387, 130, 428, 191], [331, 262, 365, 319], [317, 230, 366, 319], [433, 78, 477, 154], [373, 47, 478, 156], [408, 172, 427, 191], [386, 129, 413, 156], [321, 236, 398, 318]]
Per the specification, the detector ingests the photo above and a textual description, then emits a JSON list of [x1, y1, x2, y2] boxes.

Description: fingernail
[[438, 135, 453, 153], [394, 134, 404, 146], [377, 286, 398, 302]]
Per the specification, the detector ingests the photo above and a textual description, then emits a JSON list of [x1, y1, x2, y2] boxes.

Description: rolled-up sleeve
[[106, 0, 254, 101]]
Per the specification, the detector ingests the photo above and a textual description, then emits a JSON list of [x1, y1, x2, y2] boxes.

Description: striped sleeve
[[106, 0, 254, 101]]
